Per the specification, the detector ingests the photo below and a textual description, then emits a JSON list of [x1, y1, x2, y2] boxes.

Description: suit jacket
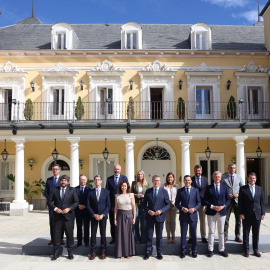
[[175, 186, 201, 222], [221, 173, 244, 203], [191, 175, 208, 202], [44, 175, 61, 200], [47, 186, 79, 221], [238, 184, 265, 221], [131, 180, 149, 205], [142, 187, 170, 223], [75, 185, 92, 207], [86, 188, 110, 219], [106, 174, 128, 210], [204, 183, 231, 216]]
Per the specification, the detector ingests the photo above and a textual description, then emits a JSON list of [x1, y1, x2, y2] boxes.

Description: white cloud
[[202, 0, 248, 8], [232, 10, 259, 23]]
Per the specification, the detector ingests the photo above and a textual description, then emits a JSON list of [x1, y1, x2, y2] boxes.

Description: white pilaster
[[179, 136, 192, 185], [67, 137, 80, 187], [10, 137, 28, 216], [123, 136, 136, 185], [233, 136, 248, 182]]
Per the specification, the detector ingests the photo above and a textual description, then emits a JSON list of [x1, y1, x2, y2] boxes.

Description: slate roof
[[0, 17, 266, 51]]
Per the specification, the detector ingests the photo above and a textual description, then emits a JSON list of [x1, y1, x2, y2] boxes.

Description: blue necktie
[[186, 188, 190, 202], [154, 188, 158, 202], [197, 177, 201, 188], [216, 185, 219, 198], [61, 188, 65, 201]]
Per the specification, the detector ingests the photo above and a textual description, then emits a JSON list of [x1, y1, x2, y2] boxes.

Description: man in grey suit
[[221, 163, 244, 242]]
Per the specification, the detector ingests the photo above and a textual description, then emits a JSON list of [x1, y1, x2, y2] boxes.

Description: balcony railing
[[0, 101, 269, 123]]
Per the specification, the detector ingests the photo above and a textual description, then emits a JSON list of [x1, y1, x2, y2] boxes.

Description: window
[[247, 87, 260, 115], [100, 87, 113, 115], [0, 157, 15, 199], [191, 23, 212, 50], [51, 23, 77, 50], [121, 22, 142, 49], [196, 87, 212, 117], [52, 89, 65, 117]]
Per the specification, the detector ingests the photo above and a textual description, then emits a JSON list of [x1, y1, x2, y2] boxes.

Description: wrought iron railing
[[0, 101, 269, 123]]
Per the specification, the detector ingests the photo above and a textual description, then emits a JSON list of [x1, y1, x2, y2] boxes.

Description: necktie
[[216, 185, 219, 198], [252, 186, 255, 199], [231, 175, 234, 186], [197, 177, 201, 188], [115, 176, 118, 187], [186, 188, 190, 202], [54, 177, 57, 185], [97, 189, 100, 201], [154, 188, 158, 202], [80, 186, 84, 195], [61, 188, 65, 201]]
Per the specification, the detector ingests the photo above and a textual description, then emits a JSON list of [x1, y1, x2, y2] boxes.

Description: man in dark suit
[[221, 162, 244, 242], [191, 165, 208, 244], [105, 164, 128, 244], [238, 172, 265, 258], [44, 163, 63, 245], [75, 174, 92, 247], [142, 175, 170, 260], [175, 175, 201, 258], [87, 175, 110, 260], [47, 175, 79, 261], [204, 171, 231, 258]]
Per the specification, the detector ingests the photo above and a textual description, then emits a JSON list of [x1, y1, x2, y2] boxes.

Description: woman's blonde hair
[[136, 170, 148, 186]]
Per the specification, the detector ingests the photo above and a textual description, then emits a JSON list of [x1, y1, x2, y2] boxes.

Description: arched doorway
[[137, 141, 176, 186]]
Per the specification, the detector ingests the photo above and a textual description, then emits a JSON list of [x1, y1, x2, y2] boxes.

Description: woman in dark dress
[[114, 180, 136, 258]]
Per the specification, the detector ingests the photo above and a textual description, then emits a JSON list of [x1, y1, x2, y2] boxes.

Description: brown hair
[[118, 180, 131, 194], [165, 172, 175, 186]]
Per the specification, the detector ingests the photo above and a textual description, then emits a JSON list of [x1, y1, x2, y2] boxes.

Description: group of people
[[44, 162, 265, 261]]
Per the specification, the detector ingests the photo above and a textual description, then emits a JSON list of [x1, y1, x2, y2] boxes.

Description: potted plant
[[126, 96, 135, 120], [7, 174, 45, 211], [177, 97, 185, 120], [227, 95, 237, 119], [75, 96, 85, 120], [24, 98, 34, 120]]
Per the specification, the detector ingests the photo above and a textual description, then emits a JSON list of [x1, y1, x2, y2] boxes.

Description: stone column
[[67, 137, 80, 187], [123, 136, 136, 185], [10, 137, 28, 216], [233, 136, 248, 182], [179, 136, 192, 185]]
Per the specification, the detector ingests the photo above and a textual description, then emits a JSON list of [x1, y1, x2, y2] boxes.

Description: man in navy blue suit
[[44, 163, 63, 245], [87, 175, 110, 260], [105, 164, 128, 244], [204, 171, 231, 258], [175, 175, 201, 258], [239, 172, 265, 258], [75, 174, 92, 247], [142, 175, 170, 260]]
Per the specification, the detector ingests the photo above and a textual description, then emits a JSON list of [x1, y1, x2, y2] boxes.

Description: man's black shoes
[[157, 253, 163, 260], [144, 253, 150, 260]]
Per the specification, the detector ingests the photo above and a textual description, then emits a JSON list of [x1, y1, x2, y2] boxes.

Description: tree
[[24, 98, 34, 120], [227, 95, 237, 119], [75, 96, 85, 120]]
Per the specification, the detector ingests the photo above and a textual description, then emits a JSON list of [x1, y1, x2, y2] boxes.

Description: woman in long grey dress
[[114, 180, 136, 258]]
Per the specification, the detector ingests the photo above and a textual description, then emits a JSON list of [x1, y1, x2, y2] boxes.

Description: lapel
[[212, 184, 219, 199], [149, 187, 155, 204], [63, 186, 70, 202]]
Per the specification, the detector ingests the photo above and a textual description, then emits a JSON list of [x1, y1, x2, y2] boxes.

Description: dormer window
[[191, 23, 212, 50], [51, 23, 77, 50], [121, 22, 142, 49]]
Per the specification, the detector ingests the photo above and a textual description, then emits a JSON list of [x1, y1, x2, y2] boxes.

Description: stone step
[[22, 235, 270, 256]]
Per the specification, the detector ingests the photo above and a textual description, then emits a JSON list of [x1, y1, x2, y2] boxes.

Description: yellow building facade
[[1, 3, 270, 214]]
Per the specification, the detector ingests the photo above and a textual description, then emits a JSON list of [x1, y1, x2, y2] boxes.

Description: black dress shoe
[[51, 255, 59, 261], [157, 253, 163, 260], [109, 239, 115, 244], [254, 251, 261, 257], [180, 252, 185, 258], [144, 253, 150, 260], [67, 254, 74, 260], [192, 252, 197, 258], [208, 251, 213, 257], [219, 251, 228, 257]]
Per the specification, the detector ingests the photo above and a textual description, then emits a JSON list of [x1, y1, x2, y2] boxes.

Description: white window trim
[[0, 155, 15, 197], [195, 152, 224, 183], [89, 153, 119, 187], [191, 23, 212, 50], [121, 22, 142, 49]]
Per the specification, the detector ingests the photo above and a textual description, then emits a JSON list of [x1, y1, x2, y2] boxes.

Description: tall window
[[196, 87, 212, 116], [127, 32, 137, 49], [191, 23, 212, 50], [247, 87, 260, 115], [100, 88, 113, 115], [57, 33, 67, 50], [0, 159, 15, 193], [53, 89, 65, 117], [196, 32, 206, 50]]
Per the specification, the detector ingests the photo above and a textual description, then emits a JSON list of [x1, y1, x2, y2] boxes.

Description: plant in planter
[[24, 98, 34, 120], [75, 96, 85, 120], [227, 95, 237, 119], [177, 97, 185, 120], [126, 96, 135, 120], [86, 179, 94, 188], [7, 174, 46, 204]]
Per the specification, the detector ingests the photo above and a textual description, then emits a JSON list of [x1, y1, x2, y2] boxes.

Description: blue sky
[[0, 0, 268, 27]]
